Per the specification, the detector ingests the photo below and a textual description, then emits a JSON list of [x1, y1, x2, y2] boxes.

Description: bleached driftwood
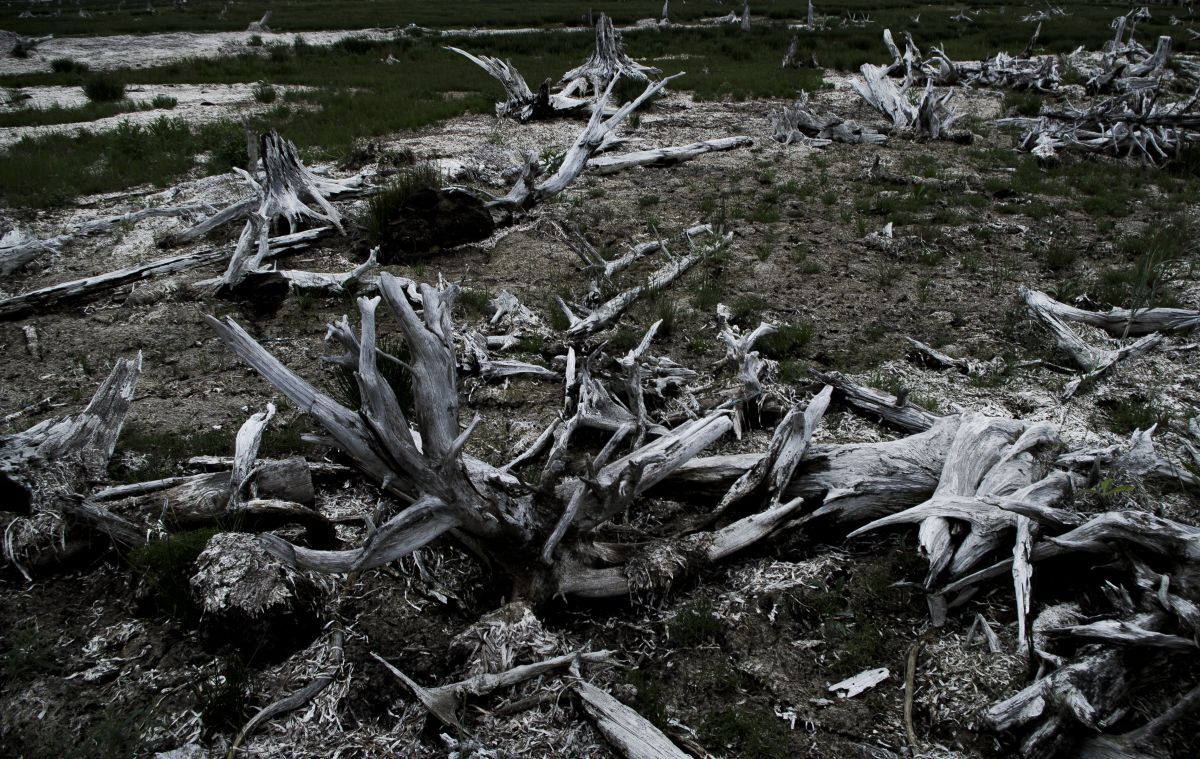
[[586, 137, 753, 174], [447, 47, 599, 122], [490, 74, 683, 211], [771, 93, 888, 147], [1, 204, 214, 277], [561, 230, 725, 336], [853, 64, 964, 140], [829, 667, 890, 698], [1020, 286, 1163, 398], [1019, 287, 1200, 337], [1001, 88, 1200, 161], [373, 650, 614, 728], [813, 370, 941, 432], [0, 229, 329, 320], [0, 354, 141, 512], [576, 681, 689, 759], [560, 14, 661, 98], [247, 10, 272, 33]]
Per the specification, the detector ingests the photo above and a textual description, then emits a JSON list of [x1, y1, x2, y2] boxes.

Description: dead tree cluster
[[1000, 87, 1200, 161], [5, 14, 1200, 758], [451, 14, 660, 122]]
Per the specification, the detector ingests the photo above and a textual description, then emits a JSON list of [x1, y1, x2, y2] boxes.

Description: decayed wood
[[560, 14, 661, 98], [771, 93, 888, 147], [373, 649, 614, 728], [1018, 287, 1200, 337], [1021, 286, 1163, 398], [2, 204, 216, 277], [813, 370, 941, 432], [228, 629, 344, 759], [1001, 88, 1200, 162], [0, 228, 330, 320], [576, 681, 689, 759], [0, 354, 141, 503], [711, 387, 833, 521]]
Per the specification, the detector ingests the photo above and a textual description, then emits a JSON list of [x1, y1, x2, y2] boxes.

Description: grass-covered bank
[[1, 4, 1195, 207]]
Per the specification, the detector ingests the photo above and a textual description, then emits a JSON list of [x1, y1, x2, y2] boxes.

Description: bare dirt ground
[[1, 37, 1198, 759]]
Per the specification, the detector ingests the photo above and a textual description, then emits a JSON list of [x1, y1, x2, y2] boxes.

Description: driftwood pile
[[5, 272, 1199, 754], [1000, 87, 1200, 161]]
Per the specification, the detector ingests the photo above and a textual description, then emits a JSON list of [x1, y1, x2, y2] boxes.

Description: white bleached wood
[[576, 681, 689, 759]]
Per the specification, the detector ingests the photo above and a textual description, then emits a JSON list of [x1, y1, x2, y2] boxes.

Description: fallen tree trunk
[[586, 136, 753, 174], [0, 229, 329, 320]]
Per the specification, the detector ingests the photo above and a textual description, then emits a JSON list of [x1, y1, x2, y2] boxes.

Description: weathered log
[[373, 649, 615, 729], [576, 681, 689, 759], [1021, 286, 1163, 398], [587, 136, 753, 174], [1018, 288, 1200, 337], [0, 228, 329, 320], [813, 370, 941, 432]]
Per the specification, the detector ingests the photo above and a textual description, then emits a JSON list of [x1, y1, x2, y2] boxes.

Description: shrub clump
[[83, 74, 126, 102]]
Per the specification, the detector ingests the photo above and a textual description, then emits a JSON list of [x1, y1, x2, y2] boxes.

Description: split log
[[771, 94, 888, 147], [1020, 286, 1163, 398], [576, 681, 689, 759], [560, 14, 661, 98]]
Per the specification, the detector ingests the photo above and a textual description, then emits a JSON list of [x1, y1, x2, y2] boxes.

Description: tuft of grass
[[252, 82, 277, 103], [194, 655, 256, 740], [359, 161, 444, 245], [729, 294, 770, 325], [1, 621, 63, 681], [1002, 90, 1043, 117], [701, 705, 791, 759], [0, 116, 249, 207], [50, 57, 89, 75], [668, 600, 722, 647], [83, 73, 126, 102], [110, 423, 232, 483], [151, 93, 178, 109], [756, 322, 813, 359], [127, 528, 220, 621], [328, 336, 414, 413], [1104, 398, 1171, 435]]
